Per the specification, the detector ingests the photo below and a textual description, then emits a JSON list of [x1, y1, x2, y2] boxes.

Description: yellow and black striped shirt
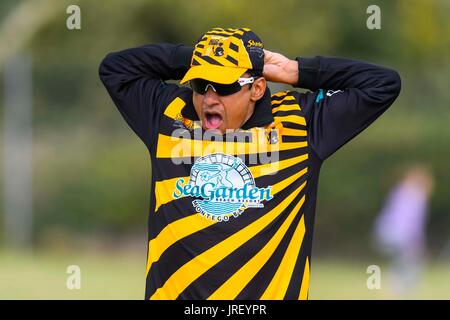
[[99, 43, 401, 300]]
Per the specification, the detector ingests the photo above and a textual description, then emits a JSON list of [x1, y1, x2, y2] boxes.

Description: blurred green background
[[0, 0, 449, 299]]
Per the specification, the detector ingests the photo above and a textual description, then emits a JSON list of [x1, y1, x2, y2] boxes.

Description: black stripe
[[273, 108, 302, 116], [236, 208, 305, 299], [149, 196, 197, 236], [271, 99, 299, 107], [277, 121, 307, 131], [271, 94, 292, 102], [196, 44, 204, 49], [229, 42, 239, 52], [283, 198, 316, 299], [274, 110, 304, 118], [145, 176, 307, 299], [283, 228, 312, 299], [177, 190, 306, 299], [192, 58, 201, 66], [206, 31, 241, 39], [225, 55, 239, 66], [282, 135, 307, 143], [197, 54, 224, 66]]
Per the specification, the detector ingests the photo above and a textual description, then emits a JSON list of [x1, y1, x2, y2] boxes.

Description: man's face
[[192, 73, 265, 134]]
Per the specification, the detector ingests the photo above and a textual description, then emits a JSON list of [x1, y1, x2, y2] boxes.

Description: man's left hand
[[262, 49, 299, 85]]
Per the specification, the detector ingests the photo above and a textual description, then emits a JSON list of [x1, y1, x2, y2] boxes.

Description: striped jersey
[[99, 43, 401, 300]]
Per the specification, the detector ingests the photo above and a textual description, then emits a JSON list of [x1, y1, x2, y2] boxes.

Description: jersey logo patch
[[326, 89, 343, 97], [173, 153, 273, 222]]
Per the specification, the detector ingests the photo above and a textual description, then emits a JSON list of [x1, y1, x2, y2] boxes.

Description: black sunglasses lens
[[190, 80, 243, 96], [213, 83, 242, 96], [190, 79, 207, 94]]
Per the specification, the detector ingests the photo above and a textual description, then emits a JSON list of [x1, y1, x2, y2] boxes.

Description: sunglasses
[[190, 77, 258, 96]]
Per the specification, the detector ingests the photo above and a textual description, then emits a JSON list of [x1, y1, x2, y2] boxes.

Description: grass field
[[0, 249, 448, 300]]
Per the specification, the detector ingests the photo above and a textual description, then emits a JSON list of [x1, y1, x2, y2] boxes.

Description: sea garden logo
[[173, 153, 273, 222]]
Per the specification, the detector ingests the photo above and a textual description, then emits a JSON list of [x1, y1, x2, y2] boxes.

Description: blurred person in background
[[374, 165, 434, 297]]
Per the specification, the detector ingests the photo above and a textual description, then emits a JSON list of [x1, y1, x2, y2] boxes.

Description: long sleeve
[[294, 56, 401, 160], [99, 43, 193, 149]]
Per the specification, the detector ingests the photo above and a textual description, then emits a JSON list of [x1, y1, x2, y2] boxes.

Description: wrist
[[295, 56, 320, 89], [173, 45, 193, 69], [284, 59, 299, 85]]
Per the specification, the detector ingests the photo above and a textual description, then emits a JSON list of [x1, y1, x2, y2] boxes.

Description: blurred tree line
[[0, 0, 449, 256]]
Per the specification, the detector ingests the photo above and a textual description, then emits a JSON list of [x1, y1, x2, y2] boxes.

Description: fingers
[[263, 49, 272, 62]]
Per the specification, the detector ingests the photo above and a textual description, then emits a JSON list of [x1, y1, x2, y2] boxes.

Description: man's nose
[[203, 86, 220, 105]]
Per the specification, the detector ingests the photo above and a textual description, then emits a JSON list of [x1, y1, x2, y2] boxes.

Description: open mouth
[[203, 110, 223, 130]]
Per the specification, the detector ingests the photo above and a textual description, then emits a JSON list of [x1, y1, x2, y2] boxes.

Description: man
[[99, 27, 401, 300]]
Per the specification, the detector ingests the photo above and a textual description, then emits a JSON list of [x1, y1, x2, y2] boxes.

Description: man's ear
[[250, 77, 267, 102]]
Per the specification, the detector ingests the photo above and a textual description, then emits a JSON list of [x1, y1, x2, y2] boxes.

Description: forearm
[[295, 56, 401, 100], [99, 43, 193, 87], [98, 43, 193, 149], [298, 56, 402, 160], [281, 59, 299, 86]]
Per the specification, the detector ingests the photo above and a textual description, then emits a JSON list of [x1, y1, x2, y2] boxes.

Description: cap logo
[[208, 38, 225, 57], [202, 35, 230, 58], [247, 39, 263, 48]]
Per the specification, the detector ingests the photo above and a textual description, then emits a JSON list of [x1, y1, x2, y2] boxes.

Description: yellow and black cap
[[180, 27, 265, 85]]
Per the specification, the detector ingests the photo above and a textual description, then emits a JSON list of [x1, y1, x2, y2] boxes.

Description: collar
[[181, 88, 274, 130]]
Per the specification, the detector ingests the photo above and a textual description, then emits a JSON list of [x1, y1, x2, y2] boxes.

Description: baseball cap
[[180, 27, 265, 85]]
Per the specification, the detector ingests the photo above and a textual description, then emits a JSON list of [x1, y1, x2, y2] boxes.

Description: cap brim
[[180, 65, 248, 85]]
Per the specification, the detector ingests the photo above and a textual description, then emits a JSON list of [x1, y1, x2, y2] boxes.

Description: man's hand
[[263, 49, 299, 85]]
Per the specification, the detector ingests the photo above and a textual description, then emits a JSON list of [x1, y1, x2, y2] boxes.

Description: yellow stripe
[[249, 154, 308, 178], [271, 96, 296, 105], [271, 91, 289, 98], [260, 215, 306, 299], [280, 127, 307, 137], [162, 97, 201, 130], [149, 170, 307, 300], [148, 166, 308, 277], [209, 28, 245, 36], [229, 37, 243, 48], [208, 196, 306, 299], [207, 29, 238, 36], [299, 257, 310, 300], [272, 104, 301, 113], [146, 213, 215, 274], [275, 115, 306, 126], [163, 97, 186, 120], [156, 133, 307, 158], [154, 177, 187, 212]]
